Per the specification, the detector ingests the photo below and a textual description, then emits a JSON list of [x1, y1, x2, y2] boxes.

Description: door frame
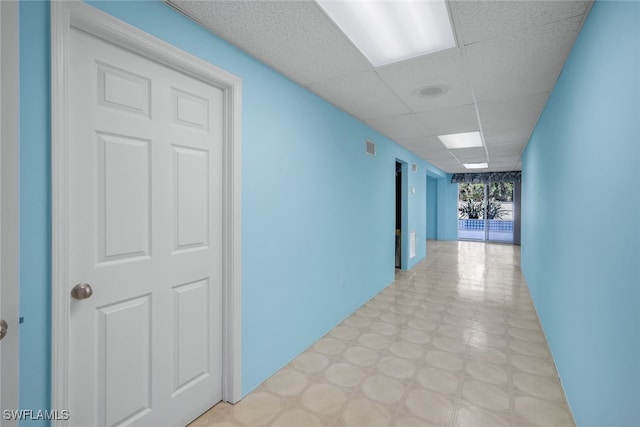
[[51, 2, 243, 420], [0, 1, 20, 424]]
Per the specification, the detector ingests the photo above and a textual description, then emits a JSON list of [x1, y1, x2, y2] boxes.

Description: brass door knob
[[0, 319, 7, 340]]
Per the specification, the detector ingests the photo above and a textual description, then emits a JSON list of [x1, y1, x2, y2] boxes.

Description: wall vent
[[366, 139, 376, 156], [411, 162, 417, 173]]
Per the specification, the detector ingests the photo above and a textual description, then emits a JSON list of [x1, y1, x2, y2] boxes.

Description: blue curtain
[[451, 171, 521, 184]]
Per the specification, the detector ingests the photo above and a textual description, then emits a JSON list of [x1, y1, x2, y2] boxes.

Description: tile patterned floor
[[189, 240, 574, 427]]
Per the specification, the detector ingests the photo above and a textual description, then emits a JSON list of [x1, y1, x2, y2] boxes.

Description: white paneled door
[[67, 26, 223, 427], [0, 1, 19, 426]]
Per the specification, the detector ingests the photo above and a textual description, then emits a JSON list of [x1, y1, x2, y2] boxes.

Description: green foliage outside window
[[458, 182, 513, 220]]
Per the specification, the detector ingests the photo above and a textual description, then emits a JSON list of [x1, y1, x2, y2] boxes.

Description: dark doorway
[[395, 161, 402, 269]]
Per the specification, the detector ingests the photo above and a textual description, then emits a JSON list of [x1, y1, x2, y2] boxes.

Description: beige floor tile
[[362, 374, 406, 404], [230, 392, 281, 426], [425, 350, 465, 372], [461, 380, 510, 412], [376, 355, 417, 380], [342, 397, 391, 427], [265, 368, 309, 396], [416, 367, 460, 395], [465, 359, 508, 385], [343, 315, 372, 329], [358, 332, 392, 350], [404, 388, 455, 424], [431, 336, 467, 354], [513, 372, 564, 401], [389, 341, 425, 360], [301, 383, 347, 415], [514, 395, 575, 426], [509, 339, 551, 359], [455, 400, 512, 427], [189, 241, 574, 427], [323, 362, 365, 388], [293, 351, 330, 374], [313, 337, 347, 356], [511, 354, 557, 377], [343, 345, 379, 368], [271, 408, 323, 427]]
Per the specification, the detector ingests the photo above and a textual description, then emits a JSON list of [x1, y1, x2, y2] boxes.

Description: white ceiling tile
[[488, 143, 524, 157], [417, 104, 479, 136], [429, 158, 462, 172], [450, 147, 488, 162], [489, 165, 520, 172], [396, 136, 446, 152], [490, 159, 520, 165], [365, 114, 430, 140], [490, 153, 522, 161], [376, 48, 475, 112], [452, 1, 592, 46], [169, 1, 589, 174], [465, 16, 585, 102], [484, 128, 532, 148], [170, 0, 371, 85], [478, 92, 549, 131], [307, 71, 410, 120]]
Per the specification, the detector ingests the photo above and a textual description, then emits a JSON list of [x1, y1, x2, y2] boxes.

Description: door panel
[[98, 132, 151, 262], [68, 26, 223, 427], [173, 146, 209, 251], [98, 296, 152, 427], [173, 279, 209, 393]]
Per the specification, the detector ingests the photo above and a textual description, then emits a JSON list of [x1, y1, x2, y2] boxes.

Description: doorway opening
[[457, 182, 514, 243], [395, 161, 405, 268]]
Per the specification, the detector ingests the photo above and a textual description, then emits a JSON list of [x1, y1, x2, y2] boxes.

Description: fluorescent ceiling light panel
[[437, 131, 483, 149], [463, 162, 489, 169], [316, 0, 456, 67]]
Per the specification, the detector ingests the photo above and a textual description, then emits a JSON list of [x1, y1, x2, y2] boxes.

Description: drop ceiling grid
[[416, 104, 480, 136], [396, 136, 448, 153], [170, 0, 372, 85], [375, 48, 475, 113], [166, 0, 594, 173], [477, 91, 550, 132], [365, 114, 432, 140], [465, 15, 586, 103], [484, 128, 536, 147], [452, 0, 593, 46], [306, 70, 410, 120], [449, 147, 488, 163]]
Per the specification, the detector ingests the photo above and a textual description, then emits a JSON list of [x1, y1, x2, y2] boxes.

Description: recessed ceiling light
[[316, 0, 456, 67], [437, 131, 483, 149], [463, 162, 489, 169], [414, 84, 450, 98]]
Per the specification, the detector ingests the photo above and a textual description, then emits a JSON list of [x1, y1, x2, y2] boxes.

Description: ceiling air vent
[[366, 139, 376, 156], [411, 162, 418, 173]]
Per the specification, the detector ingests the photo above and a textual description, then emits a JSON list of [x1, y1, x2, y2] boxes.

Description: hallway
[[189, 241, 573, 426]]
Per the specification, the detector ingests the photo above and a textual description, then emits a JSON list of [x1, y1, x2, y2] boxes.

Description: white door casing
[[0, 1, 20, 426], [69, 31, 225, 427], [51, 2, 242, 426]]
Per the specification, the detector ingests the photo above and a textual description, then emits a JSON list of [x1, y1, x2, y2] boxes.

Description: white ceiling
[[167, 0, 592, 173]]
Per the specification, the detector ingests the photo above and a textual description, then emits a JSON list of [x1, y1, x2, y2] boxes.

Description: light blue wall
[[437, 175, 459, 240], [521, 2, 639, 426], [17, 0, 449, 417], [19, 2, 51, 425]]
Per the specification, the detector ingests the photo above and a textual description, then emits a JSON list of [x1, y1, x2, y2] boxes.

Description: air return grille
[[366, 139, 376, 156]]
